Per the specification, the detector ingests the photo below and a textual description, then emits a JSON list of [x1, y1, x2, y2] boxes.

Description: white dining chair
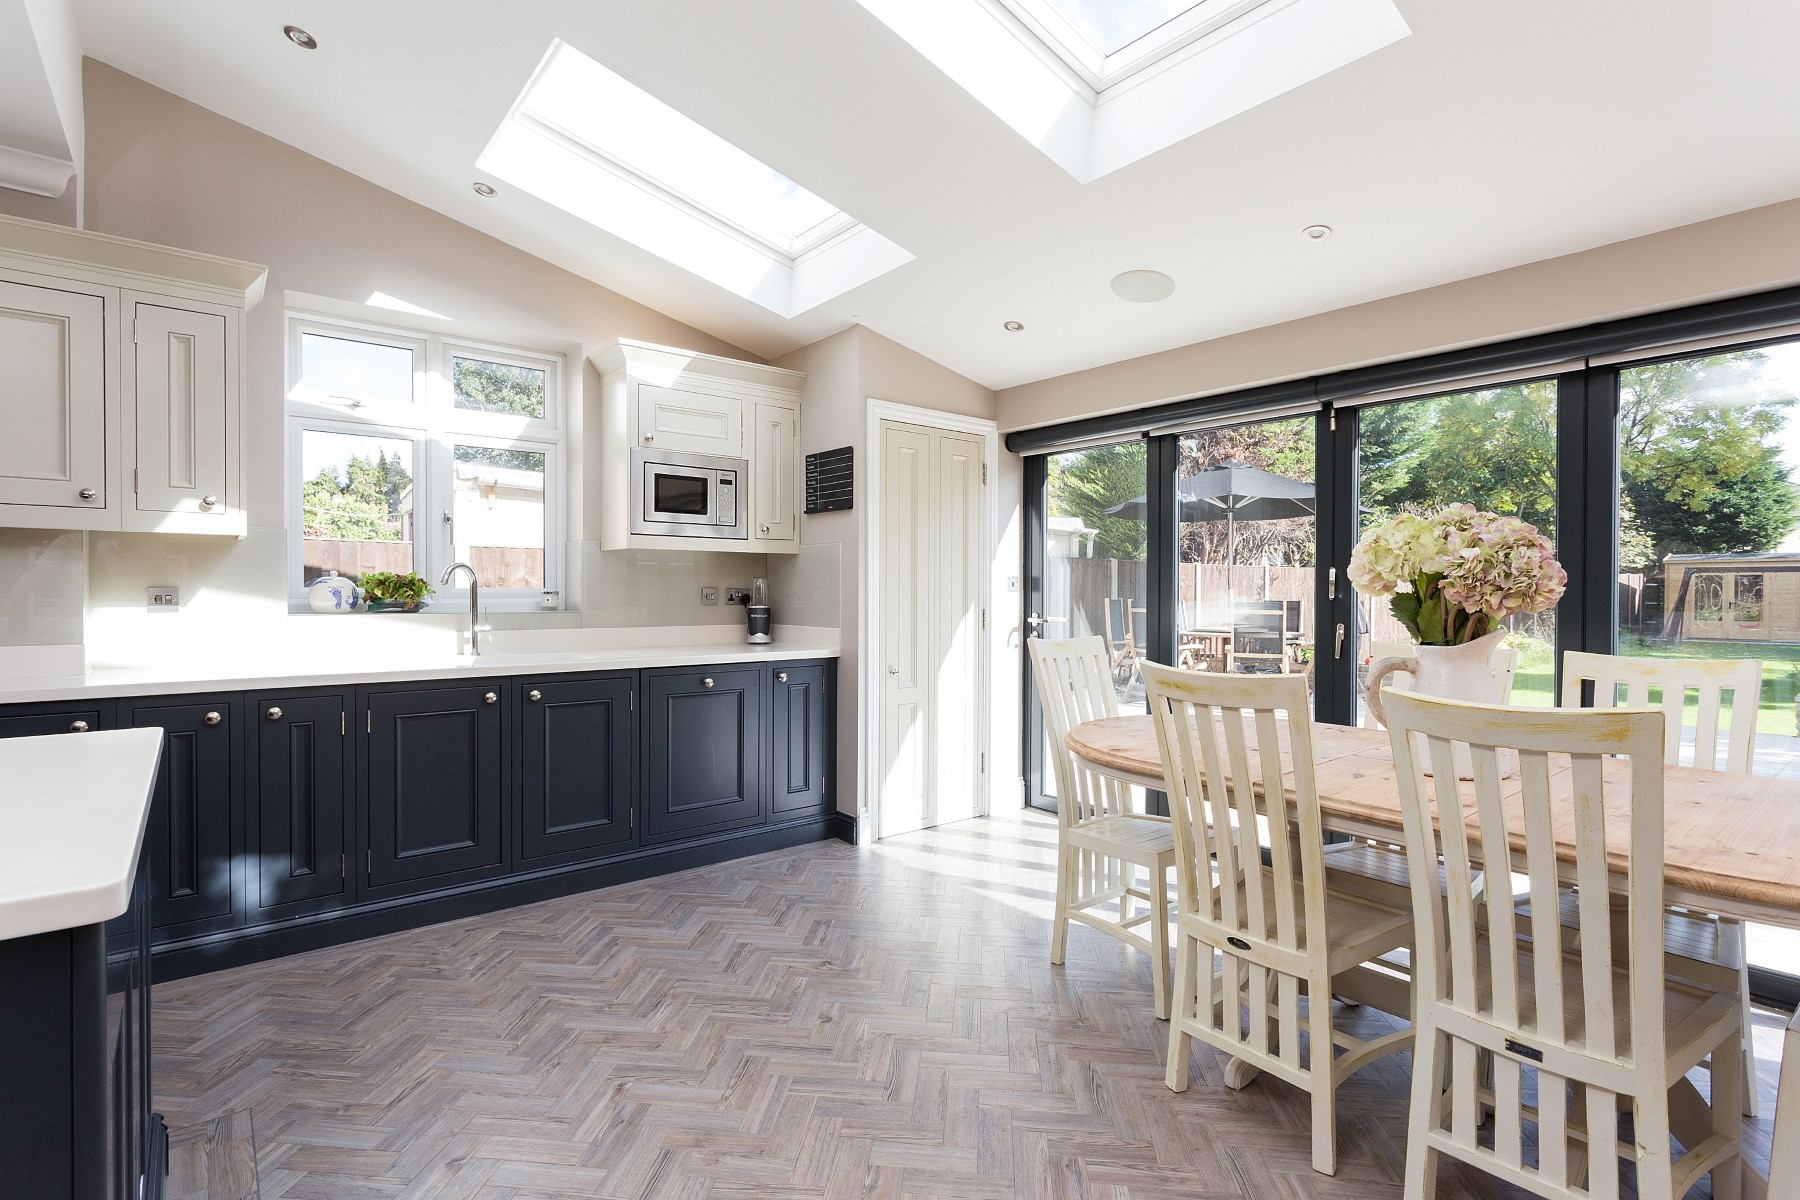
[[1560, 649, 1764, 1114], [1029, 636, 1177, 1019], [1772, 1009, 1800, 1199], [1384, 690, 1744, 1200], [1140, 662, 1414, 1176]]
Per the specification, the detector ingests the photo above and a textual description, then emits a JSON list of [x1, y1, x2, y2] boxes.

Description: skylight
[[999, 0, 1277, 87], [851, 0, 1409, 182], [477, 41, 910, 317]]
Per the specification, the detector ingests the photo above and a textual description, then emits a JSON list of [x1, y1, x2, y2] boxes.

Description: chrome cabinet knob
[[528, 689, 542, 702], [643, 433, 654, 444], [200, 495, 218, 509], [79, 488, 96, 501], [702, 677, 714, 689], [484, 691, 498, 704], [759, 524, 770, 534], [204, 711, 222, 725], [777, 671, 788, 683], [68, 720, 89, 733], [887, 666, 899, 676], [266, 706, 283, 720]]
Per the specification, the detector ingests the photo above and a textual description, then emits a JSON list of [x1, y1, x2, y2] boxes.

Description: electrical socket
[[726, 588, 751, 605], [147, 587, 180, 611], [700, 586, 720, 606]]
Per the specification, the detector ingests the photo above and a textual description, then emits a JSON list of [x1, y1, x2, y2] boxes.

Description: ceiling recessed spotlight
[[472, 182, 497, 197], [1110, 269, 1176, 303], [1302, 224, 1333, 241], [1003, 320, 1025, 332], [282, 25, 317, 50]]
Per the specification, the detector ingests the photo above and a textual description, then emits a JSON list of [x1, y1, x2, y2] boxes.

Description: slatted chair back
[[1383, 690, 1671, 1197], [1029, 636, 1127, 828], [1560, 650, 1760, 774], [1141, 662, 1328, 1017]]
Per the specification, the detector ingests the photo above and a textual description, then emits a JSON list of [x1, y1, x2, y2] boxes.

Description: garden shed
[[1664, 551, 1800, 642]]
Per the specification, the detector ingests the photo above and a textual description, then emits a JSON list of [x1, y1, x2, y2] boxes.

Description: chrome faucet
[[440, 562, 482, 657]]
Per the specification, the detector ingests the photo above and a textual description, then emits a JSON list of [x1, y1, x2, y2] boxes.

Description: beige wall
[[0, 184, 75, 225], [996, 195, 1800, 433], [69, 60, 764, 651], [772, 327, 1015, 821]]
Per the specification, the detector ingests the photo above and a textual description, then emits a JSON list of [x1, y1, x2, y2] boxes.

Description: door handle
[[776, 671, 788, 683], [266, 706, 283, 721], [204, 711, 222, 725], [200, 495, 218, 510], [1328, 567, 1337, 601], [702, 677, 715, 689], [1026, 612, 1068, 630], [887, 666, 899, 676], [1334, 623, 1346, 659], [528, 689, 542, 702], [484, 691, 498, 704], [68, 720, 89, 733]]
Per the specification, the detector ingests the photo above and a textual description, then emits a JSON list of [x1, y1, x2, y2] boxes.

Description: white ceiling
[[62, 0, 1800, 390]]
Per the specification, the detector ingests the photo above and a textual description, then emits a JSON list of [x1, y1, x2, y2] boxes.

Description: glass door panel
[[1352, 381, 1559, 724], [1613, 338, 1800, 990], [1172, 417, 1317, 687], [1023, 440, 1147, 811]]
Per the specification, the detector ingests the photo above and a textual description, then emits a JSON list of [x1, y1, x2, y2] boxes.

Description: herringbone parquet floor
[[153, 809, 1785, 1199]]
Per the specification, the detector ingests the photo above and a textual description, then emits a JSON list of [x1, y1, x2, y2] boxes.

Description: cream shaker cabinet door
[[0, 280, 109, 515], [127, 301, 234, 533], [750, 401, 798, 545], [635, 384, 742, 457]]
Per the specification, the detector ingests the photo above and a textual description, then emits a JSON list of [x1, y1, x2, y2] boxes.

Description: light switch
[[147, 587, 180, 611]]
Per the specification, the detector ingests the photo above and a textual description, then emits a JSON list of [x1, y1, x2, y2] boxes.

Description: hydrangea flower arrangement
[[1347, 504, 1566, 645]]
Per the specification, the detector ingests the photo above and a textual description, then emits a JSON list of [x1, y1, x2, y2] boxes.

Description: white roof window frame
[[852, 0, 1410, 183], [992, 0, 1280, 96], [477, 41, 912, 319]]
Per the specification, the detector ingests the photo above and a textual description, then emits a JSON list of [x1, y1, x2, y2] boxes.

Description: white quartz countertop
[[0, 625, 840, 705], [0, 728, 163, 940]]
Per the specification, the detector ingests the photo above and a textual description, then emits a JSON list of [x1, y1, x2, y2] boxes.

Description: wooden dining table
[[1066, 714, 1800, 1199]]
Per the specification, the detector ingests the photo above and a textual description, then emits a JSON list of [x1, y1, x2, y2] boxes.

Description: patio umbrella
[[1102, 460, 1315, 603]]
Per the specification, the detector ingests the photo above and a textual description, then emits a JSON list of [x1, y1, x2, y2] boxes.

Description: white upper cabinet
[[636, 383, 742, 457], [0, 279, 109, 519], [0, 215, 265, 536], [750, 400, 798, 546], [592, 339, 805, 554]]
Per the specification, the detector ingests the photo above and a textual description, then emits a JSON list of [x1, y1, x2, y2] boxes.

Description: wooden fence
[[304, 538, 544, 589]]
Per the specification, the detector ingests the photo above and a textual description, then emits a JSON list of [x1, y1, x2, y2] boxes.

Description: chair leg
[[1166, 932, 1194, 1093], [1403, 1027, 1443, 1200], [1710, 1021, 1745, 1200], [1149, 864, 1170, 1021], [1724, 919, 1760, 1118], [1634, 1089, 1677, 1200], [1309, 996, 1338, 1176], [1050, 840, 1073, 966]]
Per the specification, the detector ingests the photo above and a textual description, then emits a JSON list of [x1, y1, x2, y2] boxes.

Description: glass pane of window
[[453, 355, 546, 419], [1354, 380, 1559, 721], [299, 431, 414, 584], [1174, 417, 1316, 686], [452, 444, 546, 590], [1614, 339, 1800, 985], [1029, 441, 1148, 811], [516, 42, 847, 250], [297, 332, 414, 406], [1039, 0, 1207, 54]]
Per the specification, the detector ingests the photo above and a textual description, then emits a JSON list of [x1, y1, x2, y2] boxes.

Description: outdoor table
[[1066, 715, 1800, 1199]]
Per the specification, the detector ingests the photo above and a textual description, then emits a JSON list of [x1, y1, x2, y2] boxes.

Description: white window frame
[[285, 312, 568, 612]]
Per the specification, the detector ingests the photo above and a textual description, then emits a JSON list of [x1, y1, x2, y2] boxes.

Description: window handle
[[1327, 567, 1337, 601], [442, 509, 454, 541]]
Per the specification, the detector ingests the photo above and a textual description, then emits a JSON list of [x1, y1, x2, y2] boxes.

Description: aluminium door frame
[[864, 399, 1000, 845]]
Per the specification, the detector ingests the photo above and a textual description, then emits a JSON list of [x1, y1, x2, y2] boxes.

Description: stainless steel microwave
[[631, 447, 748, 539]]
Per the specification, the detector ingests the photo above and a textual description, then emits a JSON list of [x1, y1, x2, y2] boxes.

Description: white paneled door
[[0, 279, 107, 511], [878, 419, 984, 838]]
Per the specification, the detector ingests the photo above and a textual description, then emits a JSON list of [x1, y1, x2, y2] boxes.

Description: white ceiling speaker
[[1110, 269, 1176, 303]]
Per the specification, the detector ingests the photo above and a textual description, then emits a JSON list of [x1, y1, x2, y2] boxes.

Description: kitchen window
[[286, 315, 565, 610]]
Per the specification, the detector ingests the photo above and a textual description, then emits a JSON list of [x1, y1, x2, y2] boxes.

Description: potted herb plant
[[359, 570, 434, 613]]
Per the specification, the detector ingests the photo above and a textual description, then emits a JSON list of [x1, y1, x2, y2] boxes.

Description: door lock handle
[[1334, 623, 1346, 659], [1328, 567, 1337, 601]]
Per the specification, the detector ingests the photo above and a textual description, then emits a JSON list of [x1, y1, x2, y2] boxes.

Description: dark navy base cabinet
[[251, 691, 353, 920], [518, 674, 637, 866], [0, 865, 165, 1199], [770, 663, 832, 817], [364, 682, 507, 895], [128, 697, 242, 943], [0, 658, 837, 980], [643, 666, 765, 844]]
